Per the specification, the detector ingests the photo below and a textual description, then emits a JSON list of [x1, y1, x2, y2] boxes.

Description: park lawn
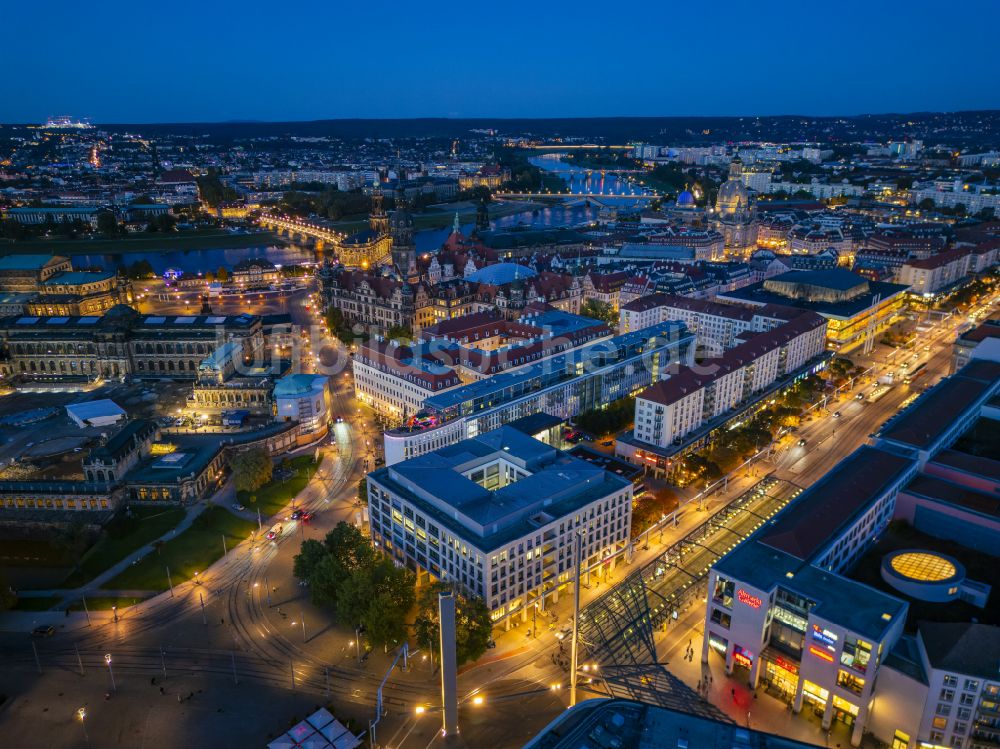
[[67, 595, 151, 611], [104, 506, 255, 591], [237, 454, 320, 517], [3, 230, 284, 254], [13, 596, 59, 611], [61, 506, 187, 588]]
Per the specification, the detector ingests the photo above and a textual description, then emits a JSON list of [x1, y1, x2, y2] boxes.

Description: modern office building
[[382, 321, 695, 465], [703, 359, 1000, 748], [703, 446, 917, 746], [628, 309, 827, 451], [354, 309, 609, 422], [367, 425, 633, 624], [717, 269, 908, 350]]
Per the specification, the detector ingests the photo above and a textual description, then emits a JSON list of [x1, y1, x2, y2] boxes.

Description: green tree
[[580, 298, 617, 326], [357, 476, 368, 506], [385, 324, 412, 341], [123, 259, 155, 279], [293, 522, 413, 650], [229, 447, 272, 493], [338, 558, 415, 650], [918, 197, 936, 211], [292, 538, 327, 581], [96, 210, 119, 235], [216, 266, 230, 282], [413, 582, 493, 665]]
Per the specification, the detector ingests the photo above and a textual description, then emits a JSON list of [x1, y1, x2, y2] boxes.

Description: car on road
[[301, 511, 314, 523], [833, 411, 841, 419], [232, 503, 246, 512], [798, 438, 807, 447], [32, 625, 55, 638], [290, 509, 304, 520], [266, 524, 283, 541]]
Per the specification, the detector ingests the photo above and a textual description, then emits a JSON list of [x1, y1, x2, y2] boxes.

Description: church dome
[[751, 249, 777, 261], [676, 190, 696, 208]]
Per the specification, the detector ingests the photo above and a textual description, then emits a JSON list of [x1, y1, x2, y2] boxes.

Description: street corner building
[[366, 425, 634, 626]]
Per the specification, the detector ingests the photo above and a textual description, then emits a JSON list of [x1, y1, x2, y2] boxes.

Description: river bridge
[[259, 214, 391, 268]]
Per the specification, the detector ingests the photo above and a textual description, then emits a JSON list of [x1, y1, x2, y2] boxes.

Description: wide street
[[0, 294, 994, 748]]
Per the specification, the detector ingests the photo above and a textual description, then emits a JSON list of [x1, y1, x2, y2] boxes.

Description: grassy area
[[13, 596, 59, 611], [61, 506, 187, 588], [104, 506, 256, 591], [0, 538, 75, 568], [238, 454, 320, 517], [1, 230, 284, 254], [67, 595, 151, 611]]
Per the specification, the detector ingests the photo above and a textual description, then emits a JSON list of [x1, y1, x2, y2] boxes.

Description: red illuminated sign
[[737, 589, 762, 609], [809, 646, 834, 663], [733, 652, 752, 669]]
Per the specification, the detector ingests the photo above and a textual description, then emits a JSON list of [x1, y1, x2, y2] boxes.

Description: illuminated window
[[932, 717, 947, 730], [837, 669, 865, 695]]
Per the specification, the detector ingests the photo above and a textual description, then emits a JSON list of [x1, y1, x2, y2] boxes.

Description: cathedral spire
[[453, 212, 461, 234]]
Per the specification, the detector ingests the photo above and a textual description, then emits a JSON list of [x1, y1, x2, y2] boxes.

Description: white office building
[[367, 425, 633, 624]]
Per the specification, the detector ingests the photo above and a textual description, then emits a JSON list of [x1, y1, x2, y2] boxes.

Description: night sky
[[3, 0, 998, 123]]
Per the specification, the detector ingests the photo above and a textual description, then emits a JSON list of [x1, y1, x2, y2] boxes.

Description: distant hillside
[[78, 111, 1000, 148]]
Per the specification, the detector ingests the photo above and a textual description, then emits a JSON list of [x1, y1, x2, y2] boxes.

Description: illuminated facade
[[710, 157, 758, 257], [368, 426, 632, 624]]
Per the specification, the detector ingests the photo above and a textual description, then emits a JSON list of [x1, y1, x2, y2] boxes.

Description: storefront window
[[803, 680, 829, 706], [837, 669, 866, 695], [840, 638, 872, 674]]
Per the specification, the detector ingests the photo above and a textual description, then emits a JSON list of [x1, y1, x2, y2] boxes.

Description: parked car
[[232, 503, 246, 511]]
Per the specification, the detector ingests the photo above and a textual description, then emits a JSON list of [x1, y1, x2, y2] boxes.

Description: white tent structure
[[65, 399, 126, 428]]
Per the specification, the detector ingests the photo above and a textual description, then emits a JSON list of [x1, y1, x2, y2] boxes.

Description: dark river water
[[69, 156, 652, 274]]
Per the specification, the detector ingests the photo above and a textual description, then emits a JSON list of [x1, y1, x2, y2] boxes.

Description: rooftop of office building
[[758, 446, 916, 561], [369, 426, 631, 552], [877, 360, 1000, 452]]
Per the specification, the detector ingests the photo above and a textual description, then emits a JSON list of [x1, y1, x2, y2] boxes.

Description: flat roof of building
[[758, 446, 916, 561], [904, 474, 1000, 519], [919, 621, 1000, 681], [370, 426, 630, 552], [878, 361, 1000, 451]]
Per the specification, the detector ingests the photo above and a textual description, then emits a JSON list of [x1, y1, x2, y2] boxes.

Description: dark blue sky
[[3, 0, 998, 123]]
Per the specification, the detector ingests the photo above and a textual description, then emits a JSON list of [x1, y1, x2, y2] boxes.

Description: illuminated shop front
[[762, 652, 800, 697]]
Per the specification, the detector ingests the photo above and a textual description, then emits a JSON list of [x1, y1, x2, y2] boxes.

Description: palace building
[[0, 305, 264, 381]]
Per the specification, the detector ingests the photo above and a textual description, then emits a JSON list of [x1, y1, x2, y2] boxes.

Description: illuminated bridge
[[579, 476, 801, 714], [494, 191, 661, 201], [258, 214, 391, 268]]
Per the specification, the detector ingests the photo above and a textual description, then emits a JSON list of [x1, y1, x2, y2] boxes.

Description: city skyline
[[3, 0, 1000, 123]]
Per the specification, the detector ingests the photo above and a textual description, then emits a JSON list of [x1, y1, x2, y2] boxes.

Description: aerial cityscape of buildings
[[0, 105, 1000, 749]]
